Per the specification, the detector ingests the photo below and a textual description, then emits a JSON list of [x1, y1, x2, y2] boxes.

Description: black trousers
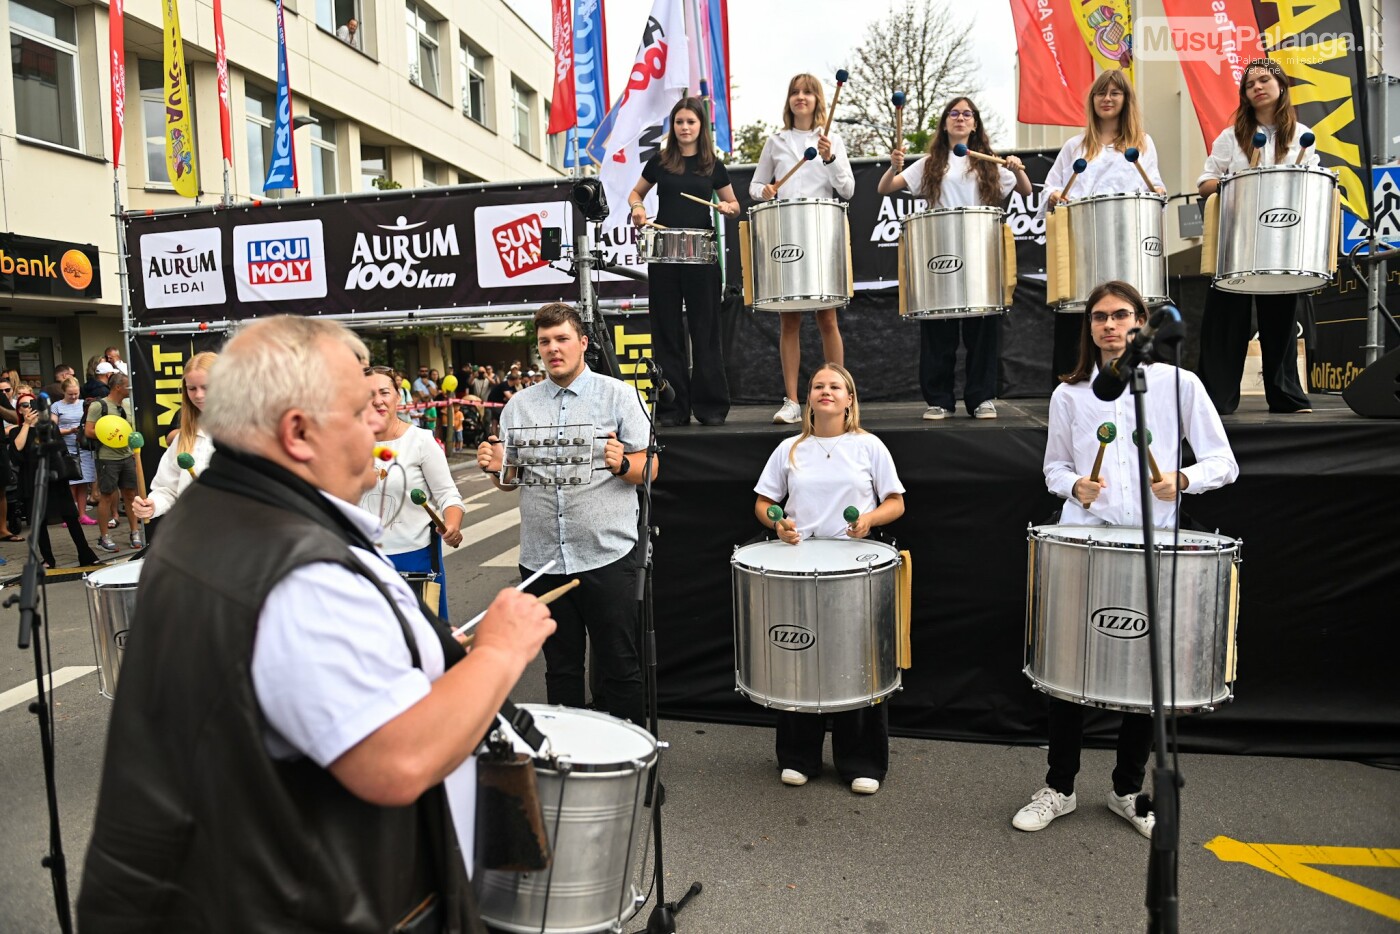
[[775, 704, 889, 783], [647, 262, 729, 424], [919, 316, 999, 412], [522, 555, 644, 727], [1197, 287, 1310, 415], [1045, 699, 1153, 797], [1052, 311, 1083, 383], [35, 478, 98, 568]]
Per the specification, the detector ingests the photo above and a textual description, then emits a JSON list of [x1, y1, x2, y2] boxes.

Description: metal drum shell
[[900, 206, 1007, 318], [1214, 164, 1337, 294], [1054, 193, 1169, 311], [476, 705, 658, 934], [638, 226, 717, 264], [732, 539, 901, 713], [397, 571, 438, 604], [85, 560, 143, 699], [1023, 525, 1241, 713], [748, 198, 852, 312]]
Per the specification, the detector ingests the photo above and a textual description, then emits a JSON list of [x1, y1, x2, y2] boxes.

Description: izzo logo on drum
[[770, 244, 804, 263], [113, 629, 130, 650], [1142, 237, 1163, 257], [1091, 607, 1148, 639], [927, 254, 963, 274], [1259, 208, 1300, 228], [769, 624, 815, 651]]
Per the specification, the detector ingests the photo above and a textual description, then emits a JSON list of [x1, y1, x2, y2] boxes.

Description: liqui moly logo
[[247, 236, 313, 285], [233, 220, 327, 302], [492, 212, 548, 278]]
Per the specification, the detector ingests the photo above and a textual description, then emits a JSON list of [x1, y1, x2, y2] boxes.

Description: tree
[[732, 121, 772, 164], [835, 0, 991, 157]]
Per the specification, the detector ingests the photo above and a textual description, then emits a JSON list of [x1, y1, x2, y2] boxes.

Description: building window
[[9, 0, 82, 150], [361, 144, 388, 190], [318, 0, 362, 49], [457, 169, 483, 185], [458, 36, 490, 126], [421, 159, 442, 187], [545, 103, 564, 169], [310, 112, 337, 196], [405, 0, 440, 97], [511, 76, 535, 155], [245, 87, 285, 198]]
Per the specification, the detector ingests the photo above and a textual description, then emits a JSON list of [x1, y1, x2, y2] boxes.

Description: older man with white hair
[[79, 316, 553, 933]]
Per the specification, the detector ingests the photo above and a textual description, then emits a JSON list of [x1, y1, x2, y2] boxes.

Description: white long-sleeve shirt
[[146, 429, 215, 518], [358, 426, 465, 555], [1038, 133, 1164, 218], [749, 128, 855, 202], [899, 154, 1016, 209], [1197, 122, 1319, 185], [1044, 363, 1238, 529]]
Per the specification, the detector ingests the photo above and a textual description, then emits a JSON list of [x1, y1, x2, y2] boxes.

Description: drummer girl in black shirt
[[629, 96, 740, 427]]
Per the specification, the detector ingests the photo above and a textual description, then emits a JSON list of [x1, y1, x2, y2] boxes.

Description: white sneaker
[[772, 398, 802, 424], [973, 400, 998, 419], [1107, 790, 1155, 839], [1012, 786, 1076, 831], [850, 777, 880, 795], [780, 768, 808, 786], [922, 406, 950, 420]]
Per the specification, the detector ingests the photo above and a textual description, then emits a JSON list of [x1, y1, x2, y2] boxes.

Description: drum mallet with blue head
[[1124, 147, 1154, 190], [891, 91, 906, 151], [176, 452, 198, 480], [953, 142, 1007, 166], [1132, 428, 1163, 483], [1248, 131, 1267, 168], [1089, 422, 1116, 483], [772, 148, 819, 196], [1294, 131, 1316, 165], [823, 69, 850, 136], [411, 488, 447, 534], [1060, 159, 1088, 200]]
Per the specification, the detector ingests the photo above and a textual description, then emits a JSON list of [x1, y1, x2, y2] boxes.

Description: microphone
[[411, 488, 447, 533], [1091, 305, 1184, 402], [646, 359, 676, 404]]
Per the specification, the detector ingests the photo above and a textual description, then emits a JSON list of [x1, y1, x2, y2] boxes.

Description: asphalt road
[[1, 465, 1396, 933]]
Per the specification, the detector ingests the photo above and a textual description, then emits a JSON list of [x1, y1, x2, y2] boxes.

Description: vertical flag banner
[[1073, 0, 1134, 79], [547, 0, 577, 133], [1160, 0, 1262, 146], [1011, 0, 1096, 127], [213, 0, 233, 164], [706, 0, 732, 152], [263, 0, 298, 192], [161, 0, 198, 196], [566, 0, 609, 167], [585, 0, 689, 229], [109, 0, 125, 169]]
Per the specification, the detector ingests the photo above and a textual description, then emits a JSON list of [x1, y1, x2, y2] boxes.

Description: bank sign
[[0, 233, 101, 299]]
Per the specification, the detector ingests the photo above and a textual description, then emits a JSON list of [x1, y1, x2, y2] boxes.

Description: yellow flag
[[1073, 1, 1134, 81], [161, 0, 199, 197]]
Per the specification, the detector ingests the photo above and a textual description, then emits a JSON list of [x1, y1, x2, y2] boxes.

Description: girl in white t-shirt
[[753, 364, 905, 795], [878, 96, 1031, 421]]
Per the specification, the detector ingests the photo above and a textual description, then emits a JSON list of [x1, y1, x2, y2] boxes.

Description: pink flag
[[109, 0, 125, 168]]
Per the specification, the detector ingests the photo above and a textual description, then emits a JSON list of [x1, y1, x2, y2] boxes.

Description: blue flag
[[263, 0, 297, 191], [565, 0, 609, 167], [706, 0, 730, 152]]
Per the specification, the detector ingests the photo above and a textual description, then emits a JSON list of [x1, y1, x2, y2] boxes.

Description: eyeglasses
[[948, 110, 975, 119], [1094, 89, 1125, 99], [364, 365, 394, 376], [1090, 309, 1137, 324]]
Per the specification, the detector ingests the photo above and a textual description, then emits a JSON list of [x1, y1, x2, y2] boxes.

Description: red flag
[[109, 0, 125, 168], [213, 0, 232, 162], [1161, 0, 1261, 146], [547, 0, 576, 133], [1011, 0, 1095, 127]]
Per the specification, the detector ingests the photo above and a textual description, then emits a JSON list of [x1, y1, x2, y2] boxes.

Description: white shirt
[[749, 128, 855, 202], [900, 153, 1016, 209], [1044, 363, 1239, 529], [252, 494, 477, 868], [755, 431, 905, 540], [146, 429, 214, 518], [1197, 122, 1319, 184], [1039, 133, 1165, 218], [359, 425, 465, 555]]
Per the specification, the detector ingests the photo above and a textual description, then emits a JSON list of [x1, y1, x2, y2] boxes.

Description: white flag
[[586, 0, 689, 231]]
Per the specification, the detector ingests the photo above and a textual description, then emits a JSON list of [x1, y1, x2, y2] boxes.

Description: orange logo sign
[[60, 249, 93, 290]]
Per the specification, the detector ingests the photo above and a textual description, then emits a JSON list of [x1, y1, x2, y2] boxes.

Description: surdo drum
[[731, 539, 901, 713], [898, 206, 1013, 318], [742, 198, 853, 311], [1024, 525, 1242, 713], [1046, 193, 1169, 311], [637, 226, 717, 264], [85, 560, 143, 699], [1206, 164, 1340, 294]]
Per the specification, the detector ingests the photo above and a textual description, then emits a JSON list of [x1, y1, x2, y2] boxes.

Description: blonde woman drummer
[[1196, 58, 1317, 416], [753, 363, 905, 794], [132, 351, 217, 522], [878, 96, 1031, 420], [1042, 70, 1167, 378], [751, 74, 856, 425]]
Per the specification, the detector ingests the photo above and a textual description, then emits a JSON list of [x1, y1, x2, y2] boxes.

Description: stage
[[647, 395, 1400, 764]]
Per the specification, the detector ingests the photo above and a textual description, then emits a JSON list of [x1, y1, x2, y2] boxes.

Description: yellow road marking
[[1206, 836, 1400, 922]]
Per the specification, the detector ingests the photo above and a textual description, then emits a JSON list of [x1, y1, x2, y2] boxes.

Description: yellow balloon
[[401, 378, 411, 391], [94, 414, 132, 449], [441, 374, 459, 393]]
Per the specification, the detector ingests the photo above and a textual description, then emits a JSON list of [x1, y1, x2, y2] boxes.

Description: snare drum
[[475, 705, 658, 934], [731, 539, 901, 713], [745, 198, 853, 311], [1050, 193, 1169, 311], [638, 226, 717, 264], [85, 560, 143, 699], [1024, 525, 1242, 713], [1213, 164, 1339, 294], [899, 206, 1007, 318]]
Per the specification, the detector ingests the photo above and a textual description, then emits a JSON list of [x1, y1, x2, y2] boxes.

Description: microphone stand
[[632, 358, 701, 932], [6, 428, 74, 934]]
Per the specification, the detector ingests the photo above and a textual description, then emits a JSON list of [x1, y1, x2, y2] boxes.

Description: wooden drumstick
[[1132, 428, 1163, 483], [1248, 131, 1267, 168], [644, 219, 669, 229], [1089, 422, 1116, 483], [772, 147, 819, 195], [823, 68, 849, 136], [456, 579, 580, 647], [1124, 147, 1155, 190], [679, 191, 725, 215], [1293, 131, 1316, 165], [1059, 158, 1088, 200], [954, 142, 1006, 166], [891, 91, 906, 151], [410, 488, 447, 534]]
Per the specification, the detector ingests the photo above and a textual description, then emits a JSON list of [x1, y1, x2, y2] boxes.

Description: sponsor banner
[[264, 0, 297, 191], [160, 0, 198, 197], [139, 228, 225, 308], [0, 233, 101, 298], [1154, 0, 1262, 146], [129, 330, 226, 484], [109, 0, 125, 170], [232, 219, 327, 302], [1011, 0, 1096, 127], [1071, 0, 1134, 78], [1308, 276, 1400, 394], [547, 0, 576, 133], [565, 0, 609, 167]]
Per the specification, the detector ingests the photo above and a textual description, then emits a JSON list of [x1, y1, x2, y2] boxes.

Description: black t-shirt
[[642, 154, 730, 229]]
